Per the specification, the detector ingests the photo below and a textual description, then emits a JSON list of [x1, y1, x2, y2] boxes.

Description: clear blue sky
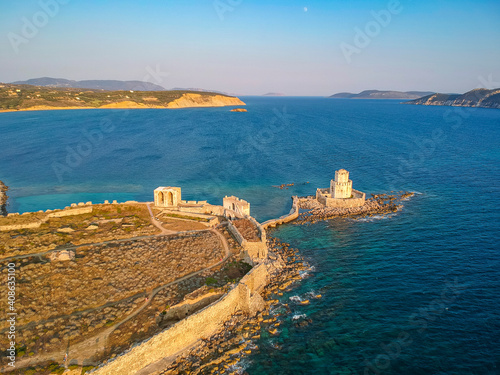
[[1, 0, 499, 95]]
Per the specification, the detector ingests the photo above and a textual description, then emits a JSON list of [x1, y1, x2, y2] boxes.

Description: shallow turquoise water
[[0, 98, 499, 374]]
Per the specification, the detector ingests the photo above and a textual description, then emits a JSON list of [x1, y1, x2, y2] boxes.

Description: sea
[[0, 97, 499, 374]]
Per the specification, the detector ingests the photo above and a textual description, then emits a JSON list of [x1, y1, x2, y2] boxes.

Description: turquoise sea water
[[0, 98, 499, 374]]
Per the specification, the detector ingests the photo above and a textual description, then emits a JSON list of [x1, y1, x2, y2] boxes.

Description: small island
[[230, 108, 247, 112]]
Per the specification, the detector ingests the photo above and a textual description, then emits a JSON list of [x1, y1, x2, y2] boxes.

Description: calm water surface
[[0, 98, 498, 374]]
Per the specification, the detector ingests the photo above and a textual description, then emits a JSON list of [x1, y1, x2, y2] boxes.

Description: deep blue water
[[0, 98, 499, 374]]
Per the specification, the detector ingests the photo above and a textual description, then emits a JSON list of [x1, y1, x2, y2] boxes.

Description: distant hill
[[329, 90, 435, 99], [0, 84, 245, 112], [12, 77, 166, 91], [262, 93, 285, 96], [405, 88, 500, 109]]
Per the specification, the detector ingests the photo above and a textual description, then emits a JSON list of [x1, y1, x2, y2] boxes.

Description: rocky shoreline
[[296, 192, 415, 224], [148, 192, 415, 374], [0, 180, 8, 216], [157, 238, 309, 375]]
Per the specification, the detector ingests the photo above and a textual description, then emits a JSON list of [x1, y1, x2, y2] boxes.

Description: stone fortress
[[154, 186, 266, 260], [316, 169, 366, 208]]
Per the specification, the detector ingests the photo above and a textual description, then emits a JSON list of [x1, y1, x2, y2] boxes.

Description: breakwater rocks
[[0, 180, 8, 216], [157, 238, 309, 375], [296, 191, 415, 224]]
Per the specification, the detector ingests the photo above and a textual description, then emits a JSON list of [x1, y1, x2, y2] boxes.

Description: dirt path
[[3, 226, 231, 372]]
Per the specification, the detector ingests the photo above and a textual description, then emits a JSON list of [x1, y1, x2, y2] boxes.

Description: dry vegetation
[[0, 231, 225, 362], [0, 201, 256, 373], [232, 218, 261, 242], [0, 204, 158, 258]]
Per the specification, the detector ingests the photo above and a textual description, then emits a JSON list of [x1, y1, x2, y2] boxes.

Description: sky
[[1, 0, 499, 96]]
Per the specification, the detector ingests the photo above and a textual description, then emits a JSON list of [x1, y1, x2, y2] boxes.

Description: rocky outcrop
[[0, 180, 8, 216], [166, 93, 245, 109], [406, 88, 500, 109]]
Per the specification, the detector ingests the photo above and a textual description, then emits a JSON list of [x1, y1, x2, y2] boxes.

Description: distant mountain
[[329, 90, 435, 99], [405, 88, 500, 109], [11, 77, 166, 91], [262, 92, 285, 96]]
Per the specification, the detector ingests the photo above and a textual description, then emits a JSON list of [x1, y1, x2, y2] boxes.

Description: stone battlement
[[316, 169, 366, 208]]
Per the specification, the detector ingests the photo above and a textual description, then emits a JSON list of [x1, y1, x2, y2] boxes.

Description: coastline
[[0, 94, 246, 113], [0, 192, 414, 374]]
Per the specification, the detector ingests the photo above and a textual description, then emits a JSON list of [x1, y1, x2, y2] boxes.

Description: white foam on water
[[305, 290, 317, 298], [292, 313, 307, 320], [289, 295, 302, 302], [354, 213, 396, 223]]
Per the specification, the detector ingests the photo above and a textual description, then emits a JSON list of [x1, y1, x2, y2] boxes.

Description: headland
[[0, 84, 245, 113], [0, 170, 414, 374], [405, 88, 500, 109]]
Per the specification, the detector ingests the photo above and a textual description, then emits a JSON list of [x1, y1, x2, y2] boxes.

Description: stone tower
[[330, 169, 353, 199], [154, 187, 181, 207]]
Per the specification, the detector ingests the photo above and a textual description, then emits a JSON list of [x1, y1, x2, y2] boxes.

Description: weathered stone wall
[[93, 259, 276, 375], [0, 220, 43, 231], [316, 189, 365, 208], [262, 196, 299, 229], [47, 206, 93, 218], [0, 206, 93, 231], [226, 220, 268, 260], [223, 196, 250, 217]]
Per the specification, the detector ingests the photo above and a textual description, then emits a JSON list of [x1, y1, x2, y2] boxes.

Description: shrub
[[205, 277, 217, 286]]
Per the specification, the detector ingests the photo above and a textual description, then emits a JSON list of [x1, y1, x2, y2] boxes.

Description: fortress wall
[[48, 206, 93, 218], [248, 216, 267, 243], [243, 241, 268, 260], [226, 221, 247, 247], [323, 191, 365, 208], [316, 188, 366, 208], [0, 221, 43, 231], [262, 196, 299, 229], [227, 219, 268, 259], [93, 261, 275, 375], [0, 206, 93, 231]]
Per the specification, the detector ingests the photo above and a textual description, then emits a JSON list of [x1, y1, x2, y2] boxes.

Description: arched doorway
[[157, 192, 164, 206], [167, 192, 174, 206]]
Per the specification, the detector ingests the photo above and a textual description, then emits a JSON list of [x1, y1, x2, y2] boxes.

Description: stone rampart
[[47, 206, 93, 218], [317, 188, 365, 208], [226, 220, 268, 260], [93, 260, 276, 375], [262, 196, 299, 229], [0, 206, 93, 231], [0, 221, 43, 231]]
